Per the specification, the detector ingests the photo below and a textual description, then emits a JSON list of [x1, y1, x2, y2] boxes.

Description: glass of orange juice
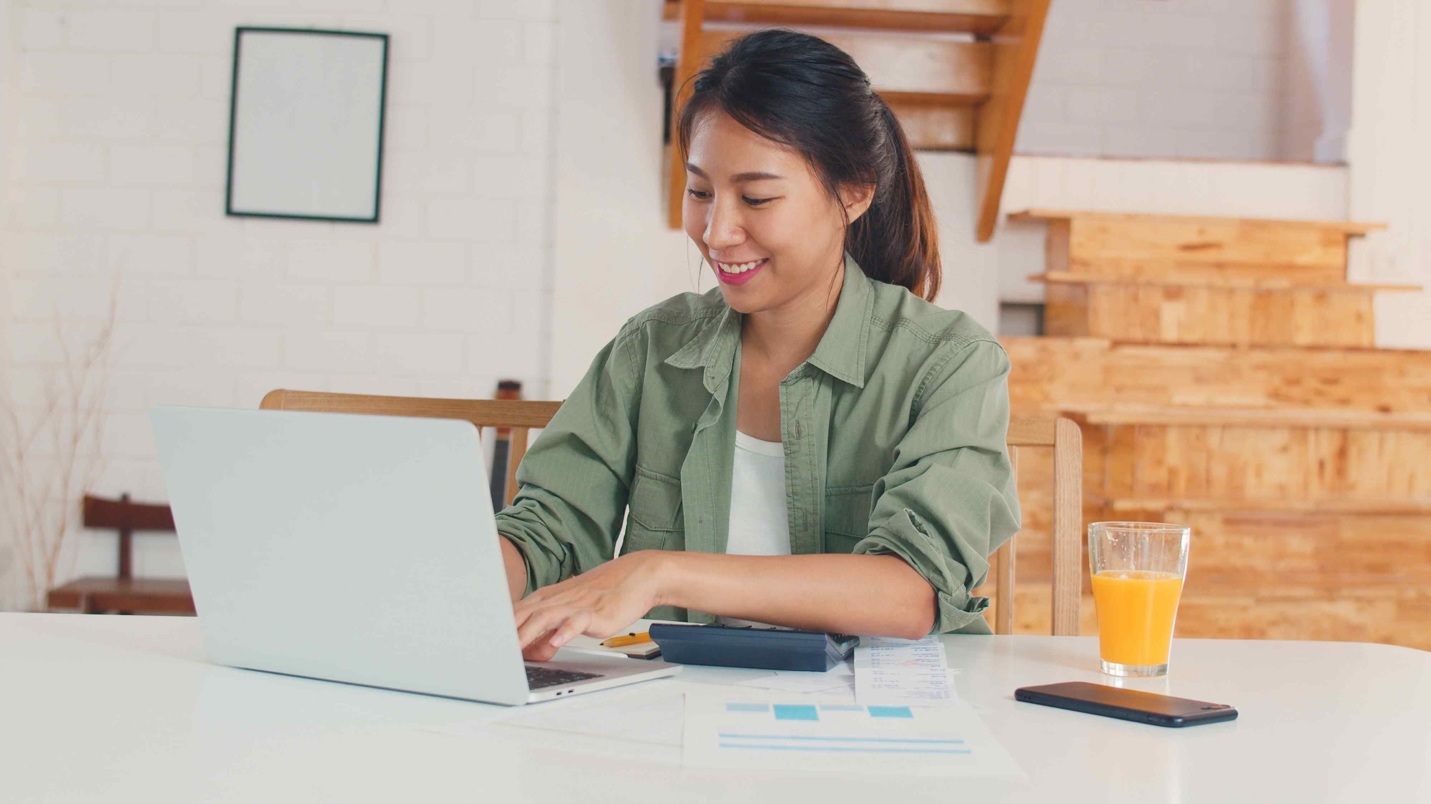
[[1088, 521, 1191, 677]]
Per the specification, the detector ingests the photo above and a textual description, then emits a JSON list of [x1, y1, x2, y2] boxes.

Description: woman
[[495, 29, 1019, 661]]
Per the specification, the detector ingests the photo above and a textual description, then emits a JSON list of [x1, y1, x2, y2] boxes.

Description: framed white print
[[225, 27, 389, 223]]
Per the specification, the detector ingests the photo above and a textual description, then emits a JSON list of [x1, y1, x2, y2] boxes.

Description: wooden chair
[[997, 416, 1083, 636], [259, 390, 562, 508], [259, 391, 1082, 634], [47, 493, 196, 615]]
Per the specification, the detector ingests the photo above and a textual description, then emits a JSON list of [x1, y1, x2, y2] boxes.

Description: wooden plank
[[1070, 407, 1431, 431], [667, 0, 1014, 35], [1070, 285, 1378, 348], [260, 390, 563, 429], [885, 101, 974, 150], [974, 0, 1049, 242], [1099, 424, 1431, 504], [1003, 338, 1431, 416], [1011, 209, 1387, 236], [698, 28, 992, 102], [1033, 271, 1421, 293], [1066, 215, 1351, 272]]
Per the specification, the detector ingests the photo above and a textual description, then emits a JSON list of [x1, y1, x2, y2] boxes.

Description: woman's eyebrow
[[685, 163, 785, 182]]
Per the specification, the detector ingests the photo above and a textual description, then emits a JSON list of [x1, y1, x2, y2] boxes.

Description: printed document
[[854, 635, 957, 707], [684, 695, 1021, 777]]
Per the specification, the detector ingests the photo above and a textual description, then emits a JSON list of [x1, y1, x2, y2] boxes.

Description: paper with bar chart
[[683, 695, 1022, 776]]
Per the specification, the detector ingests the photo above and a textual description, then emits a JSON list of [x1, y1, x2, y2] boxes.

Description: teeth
[[719, 259, 763, 274]]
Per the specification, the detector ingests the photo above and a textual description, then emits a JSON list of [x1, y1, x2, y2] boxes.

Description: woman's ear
[[841, 183, 876, 225]]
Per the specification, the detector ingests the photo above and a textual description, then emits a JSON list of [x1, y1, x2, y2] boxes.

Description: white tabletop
[[1, 613, 1426, 803]]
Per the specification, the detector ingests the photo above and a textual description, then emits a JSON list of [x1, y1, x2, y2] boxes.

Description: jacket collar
[[665, 253, 872, 389]]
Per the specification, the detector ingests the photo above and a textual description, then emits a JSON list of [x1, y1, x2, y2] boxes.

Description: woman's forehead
[[687, 110, 807, 179]]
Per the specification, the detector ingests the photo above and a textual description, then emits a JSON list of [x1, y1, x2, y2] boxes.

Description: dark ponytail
[[677, 29, 942, 302]]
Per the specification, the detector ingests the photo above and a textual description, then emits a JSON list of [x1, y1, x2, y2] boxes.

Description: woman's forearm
[[653, 552, 937, 639]]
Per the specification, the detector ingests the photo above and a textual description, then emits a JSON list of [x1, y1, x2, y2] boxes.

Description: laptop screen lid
[[151, 405, 531, 705]]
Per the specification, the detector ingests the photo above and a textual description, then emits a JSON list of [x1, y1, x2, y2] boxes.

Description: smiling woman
[[494, 29, 1019, 662]]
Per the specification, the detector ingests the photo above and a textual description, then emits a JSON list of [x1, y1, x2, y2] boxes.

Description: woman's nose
[[703, 202, 745, 250]]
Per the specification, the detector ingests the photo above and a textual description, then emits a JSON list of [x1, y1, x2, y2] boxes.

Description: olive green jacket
[[495, 255, 1020, 634]]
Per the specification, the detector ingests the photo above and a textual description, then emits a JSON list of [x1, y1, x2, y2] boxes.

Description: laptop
[[150, 405, 681, 705]]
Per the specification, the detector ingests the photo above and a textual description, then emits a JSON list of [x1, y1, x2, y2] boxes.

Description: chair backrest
[[1001, 416, 1083, 636], [259, 390, 561, 508], [259, 391, 1082, 634], [82, 493, 177, 581]]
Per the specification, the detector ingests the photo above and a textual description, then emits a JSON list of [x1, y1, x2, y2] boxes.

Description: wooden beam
[[1011, 209, 1388, 236], [1031, 271, 1422, 293], [973, 0, 1048, 242], [668, 0, 709, 229], [664, 0, 1013, 35]]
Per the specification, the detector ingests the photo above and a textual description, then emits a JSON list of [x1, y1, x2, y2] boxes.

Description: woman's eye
[[743, 197, 773, 207], [686, 188, 711, 200]]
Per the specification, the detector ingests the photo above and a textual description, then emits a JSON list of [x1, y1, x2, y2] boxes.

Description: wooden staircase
[[662, 0, 1050, 240], [998, 211, 1431, 649]]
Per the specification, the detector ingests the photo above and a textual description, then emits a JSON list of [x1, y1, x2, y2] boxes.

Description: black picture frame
[[225, 27, 390, 224]]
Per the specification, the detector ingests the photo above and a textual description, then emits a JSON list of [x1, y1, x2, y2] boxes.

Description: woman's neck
[[740, 261, 845, 375]]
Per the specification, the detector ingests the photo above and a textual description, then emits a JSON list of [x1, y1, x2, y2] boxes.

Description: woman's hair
[[677, 29, 942, 302]]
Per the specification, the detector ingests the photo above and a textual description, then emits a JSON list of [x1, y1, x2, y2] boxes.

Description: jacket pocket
[[823, 483, 875, 553], [623, 465, 684, 553]]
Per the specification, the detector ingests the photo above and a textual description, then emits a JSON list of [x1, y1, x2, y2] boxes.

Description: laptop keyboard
[[525, 665, 602, 690]]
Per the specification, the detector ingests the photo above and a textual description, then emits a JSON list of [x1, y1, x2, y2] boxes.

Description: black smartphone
[[1015, 681, 1238, 728]]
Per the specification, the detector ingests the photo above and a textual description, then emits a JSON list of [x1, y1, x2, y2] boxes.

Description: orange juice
[[1090, 570, 1184, 667]]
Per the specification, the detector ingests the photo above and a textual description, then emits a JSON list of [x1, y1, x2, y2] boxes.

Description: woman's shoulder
[[865, 278, 1001, 353]]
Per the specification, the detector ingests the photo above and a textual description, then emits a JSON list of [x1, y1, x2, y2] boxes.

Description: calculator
[[648, 623, 859, 671]]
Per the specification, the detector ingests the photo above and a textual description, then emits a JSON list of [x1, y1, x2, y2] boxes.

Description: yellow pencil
[[601, 632, 653, 648]]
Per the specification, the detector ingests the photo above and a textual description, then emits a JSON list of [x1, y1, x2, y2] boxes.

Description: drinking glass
[[1087, 521, 1191, 677]]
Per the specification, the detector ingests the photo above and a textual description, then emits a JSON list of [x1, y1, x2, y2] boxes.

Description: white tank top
[[719, 430, 791, 627]]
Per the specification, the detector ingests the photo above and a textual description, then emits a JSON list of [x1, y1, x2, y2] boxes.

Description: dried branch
[[1, 282, 118, 611]]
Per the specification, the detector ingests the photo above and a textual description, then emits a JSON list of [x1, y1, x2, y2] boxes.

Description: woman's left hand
[[513, 550, 670, 662]]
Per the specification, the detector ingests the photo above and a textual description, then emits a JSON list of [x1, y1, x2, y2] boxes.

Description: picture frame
[[225, 27, 390, 224]]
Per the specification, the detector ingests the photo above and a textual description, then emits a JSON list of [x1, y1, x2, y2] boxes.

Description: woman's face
[[683, 110, 871, 315]]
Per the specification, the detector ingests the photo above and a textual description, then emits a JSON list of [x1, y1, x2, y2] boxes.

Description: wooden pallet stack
[[989, 211, 1431, 648]]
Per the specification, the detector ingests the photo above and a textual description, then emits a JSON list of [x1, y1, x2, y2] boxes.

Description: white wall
[[1020, 0, 1293, 160], [0, 0, 559, 604], [1346, 0, 1431, 351]]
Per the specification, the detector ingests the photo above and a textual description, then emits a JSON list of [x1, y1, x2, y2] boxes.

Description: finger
[[547, 610, 593, 650], [516, 606, 572, 651], [523, 637, 561, 663]]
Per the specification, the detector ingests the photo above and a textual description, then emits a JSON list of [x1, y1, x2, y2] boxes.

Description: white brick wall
[[1019, 0, 1294, 160], [0, 0, 557, 599]]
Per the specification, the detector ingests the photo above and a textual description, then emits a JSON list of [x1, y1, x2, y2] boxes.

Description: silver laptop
[[150, 405, 680, 705]]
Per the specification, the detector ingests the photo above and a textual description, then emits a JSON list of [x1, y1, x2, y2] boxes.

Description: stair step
[[1013, 209, 1383, 279], [698, 27, 991, 103], [665, 0, 1012, 35]]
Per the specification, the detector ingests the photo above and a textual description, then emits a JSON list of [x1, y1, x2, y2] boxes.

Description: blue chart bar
[[867, 706, 914, 719], [772, 705, 820, 722]]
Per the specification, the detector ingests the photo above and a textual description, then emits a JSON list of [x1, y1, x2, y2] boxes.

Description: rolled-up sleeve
[[494, 325, 643, 595], [852, 338, 1021, 634]]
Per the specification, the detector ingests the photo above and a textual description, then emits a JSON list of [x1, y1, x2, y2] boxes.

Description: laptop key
[[525, 665, 602, 690]]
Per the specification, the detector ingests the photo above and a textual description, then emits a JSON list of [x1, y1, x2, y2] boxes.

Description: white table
[[1, 613, 1426, 803]]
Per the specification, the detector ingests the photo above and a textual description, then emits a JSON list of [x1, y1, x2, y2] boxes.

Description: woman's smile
[[713, 257, 768, 285]]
